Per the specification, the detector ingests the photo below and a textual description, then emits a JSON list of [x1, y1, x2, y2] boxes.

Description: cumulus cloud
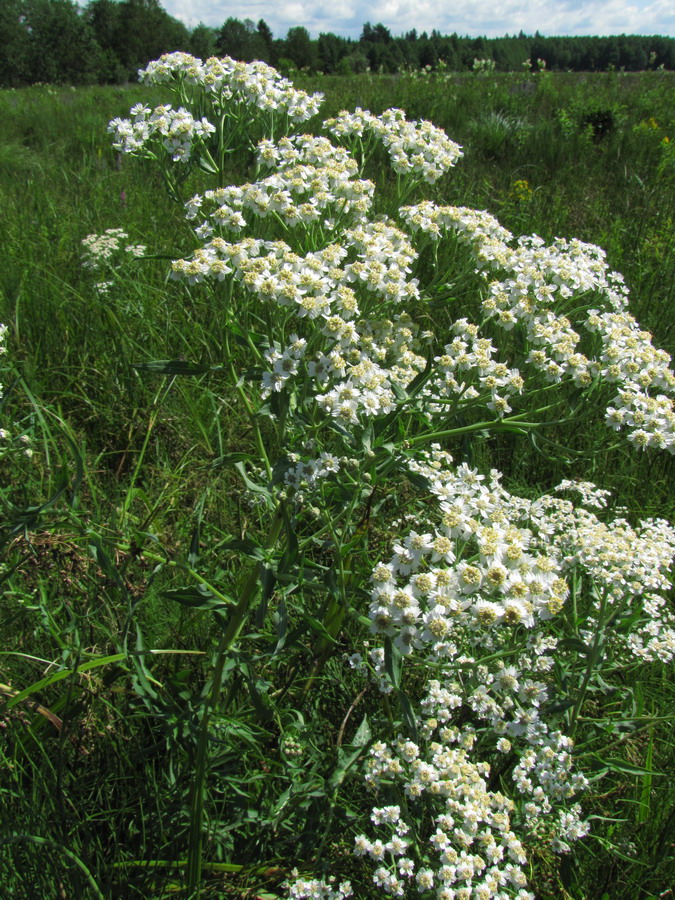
[[163, 0, 675, 38]]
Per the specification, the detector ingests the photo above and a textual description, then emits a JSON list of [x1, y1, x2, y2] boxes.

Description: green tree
[[216, 17, 268, 62], [85, 0, 126, 82], [361, 22, 392, 43], [20, 0, 103, 84], [109, 0, 189, 78], [189, 23, 217, 60], [317, 32, 349, 74], [285, 26, 317, 70], [257, 19, 274, 62], [0, 0, 31, 86]]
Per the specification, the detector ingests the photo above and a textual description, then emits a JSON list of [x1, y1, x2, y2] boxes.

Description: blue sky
[[162, 0, 675, 40]]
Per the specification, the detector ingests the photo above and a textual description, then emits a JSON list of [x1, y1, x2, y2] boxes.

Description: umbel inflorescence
[[107, 52, 675, 898]]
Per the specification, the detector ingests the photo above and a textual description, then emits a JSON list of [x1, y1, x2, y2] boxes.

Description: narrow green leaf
[[397, 689, 418, 742], [560, 637, 592, 656], [162, 585, 234, 610], [4, 653, 127, 709], [198, 156, 219, 174], [88, 535, 127, 592], [271, 594, 288, 657], [133, 360, 221, 376], [130, 624, 160, 701], [210, 452, 256, 469], [234, 461, 271, 497], [220, 536, 266, 559], [547, 699, 575, 714], [384, 636, 402, 689], [591, 755, 664, 777], [300, 612, 338, 644], [637, 729, 654, 824]]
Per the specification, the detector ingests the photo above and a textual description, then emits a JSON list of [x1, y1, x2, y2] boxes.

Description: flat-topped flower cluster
[[402, 202, 675, 449], [82, 229, 146, 267], [182, 133, 375, 235], [109, 52, 324, 168], [163, 124, 675, 448], [326, 107, 463, 184], [0, 323, 8, 427], [370, 446, 675, 664], [81, 229, 147, 296], [170, 219, 427, 421], [138, 52, 323, 121], [370, 449, 568, 655], [349, 627, 592, 896], [108, 103, 216, 162], [533, 490, 675, 663]]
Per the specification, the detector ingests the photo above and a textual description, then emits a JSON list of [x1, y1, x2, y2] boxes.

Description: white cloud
[[162, 0, 675, 38]]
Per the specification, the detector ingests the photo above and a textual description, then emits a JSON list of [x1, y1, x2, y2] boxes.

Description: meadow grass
[[0, 70, 674, 898]]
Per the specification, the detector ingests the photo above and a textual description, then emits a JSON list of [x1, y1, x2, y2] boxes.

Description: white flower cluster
[[357, 740, 534, 899], [171, 223, 428, 422], [0, 323, 7, 409], [419, 646, 589, 818], [351, 633, 590, 896], [326, 107, 463, 183], [0, 324, 33, 460], [107, 56, 675, 898], [81, 229, 147, 296], [370, 449, 675, 663], [554, 479, 611, 508], [108, 102, 216, 162], [282, 450, 341, 500], [473, 58, 497, 74], [532, 493, 675, 662], [425, 318, 525, 417], [587, 309, 675, 450], [286, 872, 353, 899], [370, 448, 567, 655], [342, 220, 418, 304], [183, 133, 374, 235], [81, 229, 146, 268], [138, 52, 323, 121], [401, 202, 675, 449], [262, 334, 308, 398]]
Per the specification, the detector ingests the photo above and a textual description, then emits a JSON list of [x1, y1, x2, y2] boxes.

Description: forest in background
[[2, 0, 675, 87]]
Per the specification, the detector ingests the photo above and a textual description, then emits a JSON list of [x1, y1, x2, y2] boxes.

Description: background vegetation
[[0, 69, 674, 897], [1, 0, 675, 88]]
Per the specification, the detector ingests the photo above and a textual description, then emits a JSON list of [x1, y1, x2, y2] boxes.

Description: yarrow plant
[[0, 324, 34, 464], [104, 52, 675, 897], [81, 228, 147, 295]]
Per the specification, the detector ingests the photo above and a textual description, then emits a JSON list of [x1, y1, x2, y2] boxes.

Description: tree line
[[2, 0, 674, 88]]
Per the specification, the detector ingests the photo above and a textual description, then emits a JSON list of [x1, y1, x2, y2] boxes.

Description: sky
[[162, 0, 675, 40]]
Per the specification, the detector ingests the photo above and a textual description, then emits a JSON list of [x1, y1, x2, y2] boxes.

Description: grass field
[[0, 67, 674, 899]]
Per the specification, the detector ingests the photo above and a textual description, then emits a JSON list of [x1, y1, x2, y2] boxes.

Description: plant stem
[[569, 587, 608, 737], [186, 503, 284, 895]]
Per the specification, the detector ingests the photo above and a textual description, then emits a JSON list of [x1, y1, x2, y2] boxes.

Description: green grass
[[1, 72, 674, 898]]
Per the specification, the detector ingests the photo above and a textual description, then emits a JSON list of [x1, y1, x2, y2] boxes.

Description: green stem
[[223, 329, 273, 480], [111, 540, 237, 609], [186, 504, 284, 896], [569, 588, 610, 737], [120, 379, 175, 527], [407, 415, 541, 446]]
